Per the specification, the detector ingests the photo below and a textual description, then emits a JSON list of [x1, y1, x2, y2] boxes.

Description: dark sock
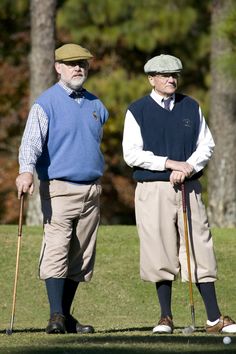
[[196, 282, 221, 322], [62, 278, 79, 317], [45, 277, 65, 316], [155, 281, 172, 318]]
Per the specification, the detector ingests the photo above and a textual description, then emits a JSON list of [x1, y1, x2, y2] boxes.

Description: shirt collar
[[150, 89, 175, 107], [58, 80, 85, 98]]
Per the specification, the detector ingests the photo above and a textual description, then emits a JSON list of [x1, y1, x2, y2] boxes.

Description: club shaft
[[181, 184, 195, 329], [8, 195, 24, 333], [190, 305, 195, 328]]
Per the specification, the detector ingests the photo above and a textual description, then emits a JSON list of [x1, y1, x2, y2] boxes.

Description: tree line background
[[0, 0, 235, 227]]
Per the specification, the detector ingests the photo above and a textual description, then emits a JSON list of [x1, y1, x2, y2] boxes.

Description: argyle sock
[[196, 282, 221, 321], [155, 281, 173, 318], [62, 278, 79, 317], [45, 277, 65, 316]]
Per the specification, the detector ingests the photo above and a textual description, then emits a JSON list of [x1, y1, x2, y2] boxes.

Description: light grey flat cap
[[144, 54, 183, 74]]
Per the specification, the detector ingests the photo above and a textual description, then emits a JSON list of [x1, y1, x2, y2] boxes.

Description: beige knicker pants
[[135, 180, 217, 283], [39, 179, 101, 282]]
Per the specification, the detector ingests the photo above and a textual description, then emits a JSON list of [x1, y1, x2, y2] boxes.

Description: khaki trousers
[[39, 180, 101, 282], [135, 180, 217, 283]]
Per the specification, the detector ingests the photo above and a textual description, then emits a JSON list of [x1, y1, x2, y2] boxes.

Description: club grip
[[181, 184, 186, 213]]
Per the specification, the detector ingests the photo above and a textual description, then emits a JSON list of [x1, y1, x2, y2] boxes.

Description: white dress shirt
[[122, 89, 215, 175]]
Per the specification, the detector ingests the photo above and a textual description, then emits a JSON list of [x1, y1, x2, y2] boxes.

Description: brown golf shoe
[[65, 314, 95, 334], [206, 315, 236, 333], [153, 316, 174, 334], [46, 313, 65, 334]]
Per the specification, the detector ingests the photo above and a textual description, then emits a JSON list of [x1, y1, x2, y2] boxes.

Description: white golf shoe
[[206, 315, 236, 333], [153, 316, 174, 334]]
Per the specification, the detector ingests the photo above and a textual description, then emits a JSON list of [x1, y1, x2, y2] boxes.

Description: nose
[[74, 64, 81, 70]]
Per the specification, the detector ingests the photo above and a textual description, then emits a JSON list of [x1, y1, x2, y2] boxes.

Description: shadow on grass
[[102, 326, 207, 334], [1, 328, 45, 334], [1, 326, 236, 354], [0, 325, 205, 335]]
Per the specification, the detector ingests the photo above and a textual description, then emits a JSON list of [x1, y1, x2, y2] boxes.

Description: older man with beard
[[16, 44, 109, 334]]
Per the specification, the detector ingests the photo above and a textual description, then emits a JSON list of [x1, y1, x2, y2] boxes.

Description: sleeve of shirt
[[122, 110, 168, 171], [186, 107, 215, 173], [19, 103, 49, 174]]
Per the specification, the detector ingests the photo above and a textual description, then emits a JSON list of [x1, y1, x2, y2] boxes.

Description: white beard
[[68, 75, 87, 90]]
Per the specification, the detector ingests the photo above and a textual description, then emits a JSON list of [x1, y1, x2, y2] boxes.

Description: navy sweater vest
[[35, 83, 108, 182], [128, 93, 202, 181]]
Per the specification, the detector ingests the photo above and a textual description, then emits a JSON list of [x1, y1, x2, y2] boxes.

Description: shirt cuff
[[19, 165, 34, 174], [152, 156, 168, 171]]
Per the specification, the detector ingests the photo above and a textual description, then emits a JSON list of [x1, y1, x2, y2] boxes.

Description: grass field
[[0, 224, 236, 353]]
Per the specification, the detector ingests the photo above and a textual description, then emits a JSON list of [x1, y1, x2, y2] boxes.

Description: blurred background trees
[[26, 0, 56, 225], [0, 0, 29, 223], [208, 0, 236, 227], [0, 0, 235, 226]]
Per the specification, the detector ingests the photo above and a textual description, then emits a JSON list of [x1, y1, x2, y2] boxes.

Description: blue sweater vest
[[35, 83, 108, 182], [128, 93, 202, 181]]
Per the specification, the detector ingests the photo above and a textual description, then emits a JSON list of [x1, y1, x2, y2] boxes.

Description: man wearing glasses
[[123, 54, 236, 334], [16, 44, 109, 334]]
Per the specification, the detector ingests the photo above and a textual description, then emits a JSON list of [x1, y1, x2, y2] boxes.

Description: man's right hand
[[16, 172, 34, 199], [169, 170, 186, 186]]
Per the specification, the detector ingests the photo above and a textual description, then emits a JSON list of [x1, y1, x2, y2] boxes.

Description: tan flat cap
[[55, 43, 93, 62], [144, 54, 183, 74]]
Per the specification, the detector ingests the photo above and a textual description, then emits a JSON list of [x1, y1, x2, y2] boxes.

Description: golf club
[[6, 194, 25, 335], [181, 183, 196, 334]]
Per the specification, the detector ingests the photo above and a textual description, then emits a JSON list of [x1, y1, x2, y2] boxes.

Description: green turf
[[0, 225, 236, 353]]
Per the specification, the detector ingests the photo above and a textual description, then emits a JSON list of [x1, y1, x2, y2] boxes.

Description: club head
[[182, 325, 195, 334], [6, 328, 13, 336]]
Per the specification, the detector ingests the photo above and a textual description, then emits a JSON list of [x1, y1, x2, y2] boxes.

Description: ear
[[54, 62, 62, 74], [148, 75, 155, 87]]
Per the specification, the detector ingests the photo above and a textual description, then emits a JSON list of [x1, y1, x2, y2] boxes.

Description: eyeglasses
[[60, 60, 89, 69], [151, 72, 180, 79]]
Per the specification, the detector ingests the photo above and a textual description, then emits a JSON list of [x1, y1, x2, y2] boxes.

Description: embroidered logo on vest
[[183, 118, 191, 127], [93, 111, 99, 120]]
